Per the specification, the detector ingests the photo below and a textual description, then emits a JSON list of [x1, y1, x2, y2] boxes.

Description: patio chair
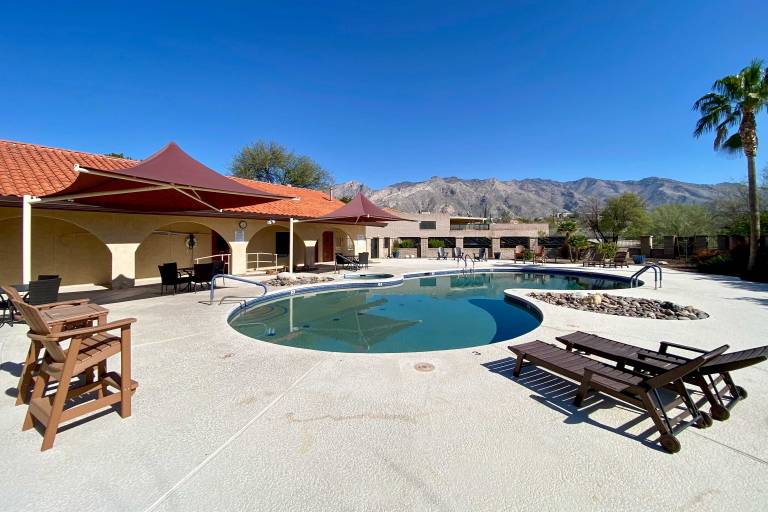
[[453, 247, 463, 261], [14, 300, 137, 451], [0, 284, 90, 328], [606, 250, 630, 268], [583, 248, 604, 267], [508, 339, 728, 453], [556, 331, 768, 421], [37, 274, 60, 280], [335, 253, 360, 272], [158, 262, 192, 295], [513, 245, 526, 263], [532, 246, 548, 264], [473, 248, 487, 262], [191, 263, 214, 292], [26, 277, 62, 305], [436, 247, 448, 260], [358, 252, 369, 269]]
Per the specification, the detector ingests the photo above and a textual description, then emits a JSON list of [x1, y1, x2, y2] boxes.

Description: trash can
[[633, 255, 646, 264]]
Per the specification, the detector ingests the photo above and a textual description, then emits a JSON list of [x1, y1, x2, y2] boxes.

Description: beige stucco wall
[[0, 206, 366, 287], [0, 215, 111, 285]]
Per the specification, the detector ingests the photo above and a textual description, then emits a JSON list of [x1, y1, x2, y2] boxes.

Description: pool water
[[229, 271, 630, 353]]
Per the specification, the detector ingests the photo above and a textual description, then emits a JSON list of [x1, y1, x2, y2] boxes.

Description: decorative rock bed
[[528, 292, 709, 320], [263, 273, 335, 288]]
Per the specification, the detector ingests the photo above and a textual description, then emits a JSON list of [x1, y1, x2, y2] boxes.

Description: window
[[419, 221, 437, 230]]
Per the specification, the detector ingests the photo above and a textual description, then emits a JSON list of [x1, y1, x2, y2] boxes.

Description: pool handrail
[[630, 264, 662, 289], [209, 274, 268, 305]]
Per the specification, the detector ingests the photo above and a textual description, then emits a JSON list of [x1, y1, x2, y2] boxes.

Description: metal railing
[[194, 253, 231, 273], [630, 264, 662, 289], [449, 223, 490, 231], [208, 274, 268, 306], [246, 252, 281, 271]]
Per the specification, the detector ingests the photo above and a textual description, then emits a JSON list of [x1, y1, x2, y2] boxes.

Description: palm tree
[[693, 59, 768, 272]]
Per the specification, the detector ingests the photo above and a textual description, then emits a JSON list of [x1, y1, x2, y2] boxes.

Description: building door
[[275, 232, 289, 256], [322, 231, 334, 261], [211, 231, 230, 272], [371, 238, 379, 258]]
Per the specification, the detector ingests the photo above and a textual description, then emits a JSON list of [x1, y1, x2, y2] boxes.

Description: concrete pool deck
[[1, 259, 767, 511]]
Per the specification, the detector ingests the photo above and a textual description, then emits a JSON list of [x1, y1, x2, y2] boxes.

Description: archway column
[[229, 241, 249, 275], [107, 243, 139, 289]]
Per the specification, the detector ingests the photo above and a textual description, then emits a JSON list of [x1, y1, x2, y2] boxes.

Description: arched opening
[[0, 216, 111, 286], [319, 228, 355, 262], [135, 222, 231, 279], [247, 225, 306, 271]]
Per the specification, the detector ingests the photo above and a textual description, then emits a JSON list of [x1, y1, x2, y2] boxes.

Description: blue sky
[[2, 1, 766, 188]]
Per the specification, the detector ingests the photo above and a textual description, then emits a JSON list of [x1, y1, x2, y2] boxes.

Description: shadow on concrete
[[483, 356, 667, 452], [687, 272, 768, 309]]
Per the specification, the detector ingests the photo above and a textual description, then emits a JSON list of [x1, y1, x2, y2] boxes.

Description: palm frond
[[713, 75, 744, 100], [719, 133, 743, 155]]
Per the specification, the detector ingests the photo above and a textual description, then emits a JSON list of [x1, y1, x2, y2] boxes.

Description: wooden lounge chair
[[513, 245, 526, 263], [508, 340, 728, 453], [532, 246, 548, 264], [606, 250, 630, 268], [13, 300, 137, 451], [556, 331, 768, 421], [473, 248, 487, 262]]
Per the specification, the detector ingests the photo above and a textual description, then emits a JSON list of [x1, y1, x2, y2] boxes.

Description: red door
[[322, 231, 334, 261]]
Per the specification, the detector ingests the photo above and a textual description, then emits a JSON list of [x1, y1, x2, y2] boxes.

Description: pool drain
[[414, 362, 435, 372]]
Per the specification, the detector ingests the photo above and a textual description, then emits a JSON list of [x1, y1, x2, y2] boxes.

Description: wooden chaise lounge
[[556, 331, 768, 421], [508, 340, 728, 453]]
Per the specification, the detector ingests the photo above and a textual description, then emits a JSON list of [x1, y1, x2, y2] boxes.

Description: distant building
[[364, 211, 548, 259]]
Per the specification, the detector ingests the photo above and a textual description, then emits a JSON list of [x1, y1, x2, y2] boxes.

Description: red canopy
[[308, 192, 412, 225], [41, 142, 290, 212]]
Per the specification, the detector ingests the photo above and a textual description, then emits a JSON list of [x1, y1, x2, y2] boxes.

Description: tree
[[337, 195, 353, 204], [231, 141, 332, 190], [693, 59, 768, 272], [105, 152, 132, 159], [581, 194, 649, 242], [650, 203, 715, 238]]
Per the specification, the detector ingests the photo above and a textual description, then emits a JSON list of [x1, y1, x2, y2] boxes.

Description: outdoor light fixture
[[266, 219, 276, 225]]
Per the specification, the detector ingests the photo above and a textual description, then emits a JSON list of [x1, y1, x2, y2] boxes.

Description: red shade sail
[[39, 142, 291, 212], [307, 192, 412, 225]]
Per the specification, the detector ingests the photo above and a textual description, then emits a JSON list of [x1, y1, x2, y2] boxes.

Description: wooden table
[[16, 303, 109, 405]]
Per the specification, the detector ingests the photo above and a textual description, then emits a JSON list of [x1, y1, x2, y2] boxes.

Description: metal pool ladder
[[207, 274, 268, 306], [459, 254, 475, 274], [630, 264, 662, 289]]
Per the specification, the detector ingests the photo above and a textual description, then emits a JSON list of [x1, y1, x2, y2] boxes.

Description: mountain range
[[333, 176, 740, 219]]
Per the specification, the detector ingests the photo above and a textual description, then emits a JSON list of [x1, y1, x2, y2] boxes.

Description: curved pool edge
[[228, 266, 641, 323]]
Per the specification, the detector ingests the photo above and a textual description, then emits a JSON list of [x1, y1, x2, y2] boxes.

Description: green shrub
[[428, 239, 445, 248], [523, 249, 534, 261], [596, 242, 617, 259], [398, 239, 416, 249]]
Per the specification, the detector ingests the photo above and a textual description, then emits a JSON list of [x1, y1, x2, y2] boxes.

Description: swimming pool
[[229, 270, 633, 353]]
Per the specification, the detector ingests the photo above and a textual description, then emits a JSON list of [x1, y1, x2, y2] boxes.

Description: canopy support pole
[[22, 195, 32, 284], [288, 217, 295, 274]]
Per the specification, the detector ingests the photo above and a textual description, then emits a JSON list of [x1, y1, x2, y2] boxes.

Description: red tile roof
[[0, 139, 344, 219], [229, 177, 345, 218]]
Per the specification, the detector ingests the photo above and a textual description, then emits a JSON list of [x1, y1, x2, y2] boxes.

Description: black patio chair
[[335, 253, 360, 272], [37, 274, 60, 280], [158, 262, 192, 295], [453, 247, 464, 261], [191, 263, 214, 292], [358, 252, 369, 269], [436, 247, 448, 260], [473, 248, 487, 262], [26, 277, 62, 305]]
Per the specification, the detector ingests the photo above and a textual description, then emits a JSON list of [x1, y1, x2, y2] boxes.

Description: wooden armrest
[[636, 352, 685, 365], [658, 341, 707, 355], [36, 298, 91, 310], [583, 368, 635, 386], [30, 318, 136, 341]]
